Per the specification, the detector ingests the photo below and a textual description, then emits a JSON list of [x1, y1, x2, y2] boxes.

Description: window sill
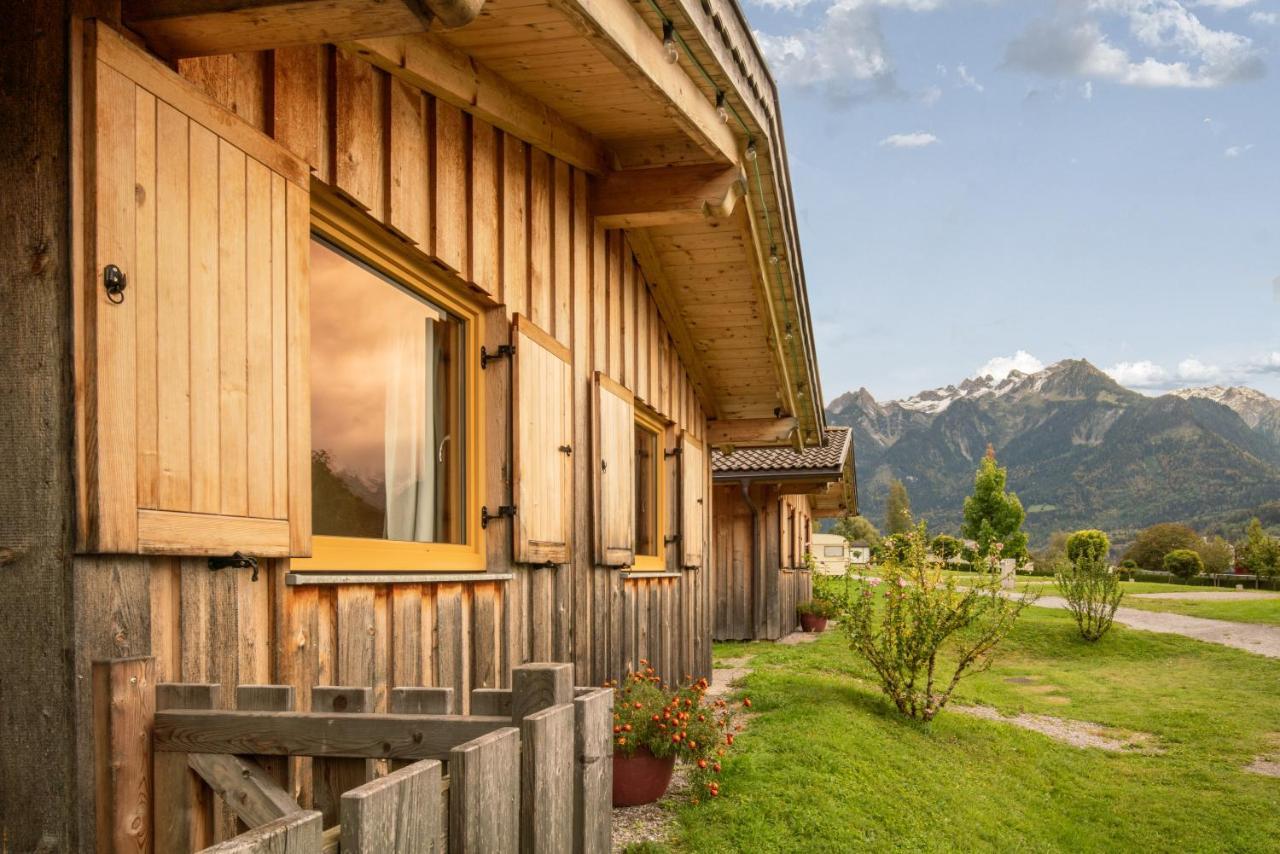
[[621, 571, 684, 581], [286, 571, 513, 586]]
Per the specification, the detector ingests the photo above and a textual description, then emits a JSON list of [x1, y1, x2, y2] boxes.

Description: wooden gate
[[92, 658, 612, 853]]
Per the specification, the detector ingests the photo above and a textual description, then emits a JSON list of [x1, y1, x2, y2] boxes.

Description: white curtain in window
[[384, 315, 436, 542]]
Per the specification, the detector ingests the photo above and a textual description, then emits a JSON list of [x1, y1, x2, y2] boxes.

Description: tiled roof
[[711, 427, 852, 475]]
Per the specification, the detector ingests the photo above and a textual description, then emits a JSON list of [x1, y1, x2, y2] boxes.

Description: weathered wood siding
[[70, 49, 715, 826], [711, 484, 810, 641]]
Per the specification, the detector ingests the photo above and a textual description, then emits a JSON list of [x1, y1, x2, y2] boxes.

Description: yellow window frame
[[293, 186, 486, 572], [631, 407, 668, 572]]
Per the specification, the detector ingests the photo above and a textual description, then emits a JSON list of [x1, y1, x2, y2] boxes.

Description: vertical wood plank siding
[[73, 46, 714, 820]]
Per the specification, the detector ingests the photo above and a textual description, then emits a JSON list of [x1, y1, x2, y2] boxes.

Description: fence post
[[469, 688, 512, 717], [93, 656, 155, 854], [155, 683, 220, 852], [573, 687, 614, 854], [449, 728, 520, 854], [234, 686, 297, 825], [511, 663, 573, 723], [340, 759, 442, 853], [311, 686, 374, 827], [520, 703, 574, 854]]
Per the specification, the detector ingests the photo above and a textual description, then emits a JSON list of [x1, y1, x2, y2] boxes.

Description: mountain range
[[826, 360, 1280, 545]]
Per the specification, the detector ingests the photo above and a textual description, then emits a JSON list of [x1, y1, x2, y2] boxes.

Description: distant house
[[711, 427, 856, 639]]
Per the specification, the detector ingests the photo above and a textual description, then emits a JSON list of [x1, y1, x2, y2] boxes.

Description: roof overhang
[[123, 0, 826, 444]]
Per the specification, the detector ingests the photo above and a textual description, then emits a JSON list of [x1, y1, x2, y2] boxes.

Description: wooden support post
[[572, 688, 614, 854], [468, 688, 512, 718], [519, 704, 574, 854], [93, 657, 156, 854], [234, 686, 297, 826], [510, 663, 573, 724], [197, 809, 322, 853], [340, 759, 442, 853], [311, 687, 374, 828], [155, 683, 220, 853], [448, 728, 520, 854], [389, 686, 456, 772]]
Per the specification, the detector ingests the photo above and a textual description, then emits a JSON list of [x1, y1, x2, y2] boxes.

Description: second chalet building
[[1, 0, 855, 847]]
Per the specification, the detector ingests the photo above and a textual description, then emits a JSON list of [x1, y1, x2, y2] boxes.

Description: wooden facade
[[711, 428, 853, 641], [0, 0, 833, 847]]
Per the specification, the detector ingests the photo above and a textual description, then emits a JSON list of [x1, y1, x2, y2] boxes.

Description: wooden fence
[[92, 658, 613, 853]]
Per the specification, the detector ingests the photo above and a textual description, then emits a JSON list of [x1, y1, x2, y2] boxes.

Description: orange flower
[[697, 759, 708, 769], [743, 698, 752, 708]]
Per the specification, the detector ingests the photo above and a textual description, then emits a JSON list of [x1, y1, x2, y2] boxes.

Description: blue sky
[[740, 0, 1280, 401]]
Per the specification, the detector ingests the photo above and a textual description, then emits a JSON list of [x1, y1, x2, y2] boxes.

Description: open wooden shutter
[[593, 372, 634, 567], [512, 314, 573, 564], [78, 23, 311, 557], [680, 433, 705, 568]]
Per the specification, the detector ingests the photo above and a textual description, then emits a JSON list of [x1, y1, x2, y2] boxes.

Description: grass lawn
[[670, 609, 1280, 853], [1118, 595, 1280, 626]]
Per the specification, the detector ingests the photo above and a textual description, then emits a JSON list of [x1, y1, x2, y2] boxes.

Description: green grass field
[[667, 608, 1280, 853]]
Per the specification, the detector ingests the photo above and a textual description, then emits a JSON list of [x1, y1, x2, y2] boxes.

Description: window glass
[[310, 238, 466, 544], [824, 545, 844, 557], [634, 422, 659, 557]]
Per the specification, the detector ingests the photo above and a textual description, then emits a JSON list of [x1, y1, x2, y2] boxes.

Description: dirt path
[[1032, 594, 1280, 658]]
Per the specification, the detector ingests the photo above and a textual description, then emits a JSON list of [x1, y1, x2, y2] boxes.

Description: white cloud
[[1195, 0, 1258, 8], [977, 351, 1044, 381], [956, 64, 985, 92], [754, 0, 898, 100], [880, 131, 940, 148], [1177, 358, 1223, 382], [1005, 0, 1264, 89], [1082, 80, 1094, 99], [1105, 360, 1169, 388], [1251, 11, 1278, 25], [1245, 352, 1280, 374], [1225, 143, 1255, 156]]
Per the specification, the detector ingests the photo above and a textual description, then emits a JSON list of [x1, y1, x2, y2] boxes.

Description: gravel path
[[1032, 595, 1280, 658], [953, 705, 1160, 753]]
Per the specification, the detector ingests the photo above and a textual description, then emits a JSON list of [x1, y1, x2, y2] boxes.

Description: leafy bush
[[609, 664, 737, 800], [836, 525, 1035, 721], [1055, 547, 1123, 641], [1163, 548, 1204, 580], [1065, 529, 1110, 563], [1237, 518, 1280, 581], [1117, 559, 1138, 580], [797, 598, 839, 618], [931, 534, 963, 561]]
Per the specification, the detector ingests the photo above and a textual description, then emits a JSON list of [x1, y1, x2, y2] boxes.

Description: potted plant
[[609, 662, 737, 806], [796, 598, 836, 632]]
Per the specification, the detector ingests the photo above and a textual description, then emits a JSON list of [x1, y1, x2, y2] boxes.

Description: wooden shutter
[[512, 314, 573, 564], [78, 23, 311, 557], [680, 433, 705, 568], [593, 373, 634, 567]]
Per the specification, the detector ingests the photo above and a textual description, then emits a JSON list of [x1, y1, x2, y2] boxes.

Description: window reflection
[[635, 422, 659, 557], [310, 239, 465, 544]]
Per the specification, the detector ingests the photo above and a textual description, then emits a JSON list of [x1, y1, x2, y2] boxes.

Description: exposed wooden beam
[[592, 164, 744, 229], [187, 753, 303, 828], [347, 34, 610, 176], [737, 201, 797, 426], [124, 0, 433, 58], [626, 229, 720, 419], [706, 417, 796, 447], [545, 0, 738, 165]]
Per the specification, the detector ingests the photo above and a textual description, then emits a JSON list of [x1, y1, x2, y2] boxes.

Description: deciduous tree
[[961, 446, 1028, 563], [1237, 518, 1280, 581], [1122, 523, 1200, 573]]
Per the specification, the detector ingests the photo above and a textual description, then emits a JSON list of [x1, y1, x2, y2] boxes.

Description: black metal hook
[[104, 265, 127, 304], [209, 551, 260, 582]]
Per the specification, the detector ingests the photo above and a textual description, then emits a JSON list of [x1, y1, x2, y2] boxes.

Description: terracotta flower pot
[[612, 746, 676, 806], [799, 613, 828, 633]]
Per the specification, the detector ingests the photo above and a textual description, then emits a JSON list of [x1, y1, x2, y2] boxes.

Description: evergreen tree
[[884, 479, 913, 535], [961, 445, 1028, 563]]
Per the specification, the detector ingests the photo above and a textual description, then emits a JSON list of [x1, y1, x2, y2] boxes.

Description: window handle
[[559, 445, 572, 455]]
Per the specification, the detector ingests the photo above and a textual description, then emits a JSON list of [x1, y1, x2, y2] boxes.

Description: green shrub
[[931, 534, 963, 561], [1163, 549, 1204, 579], [1066, 529, 1110, 563], [797, 598, 839, 619], [1055, 551, 1123, 641], [836, 524, 1035, 721]]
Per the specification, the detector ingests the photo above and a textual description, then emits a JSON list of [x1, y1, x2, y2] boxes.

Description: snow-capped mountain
[[827, 360, 1280, 543]]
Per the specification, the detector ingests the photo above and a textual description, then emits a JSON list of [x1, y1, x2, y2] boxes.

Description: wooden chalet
[[0, 0, 835, 847], [711, 427, 855, 640]]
